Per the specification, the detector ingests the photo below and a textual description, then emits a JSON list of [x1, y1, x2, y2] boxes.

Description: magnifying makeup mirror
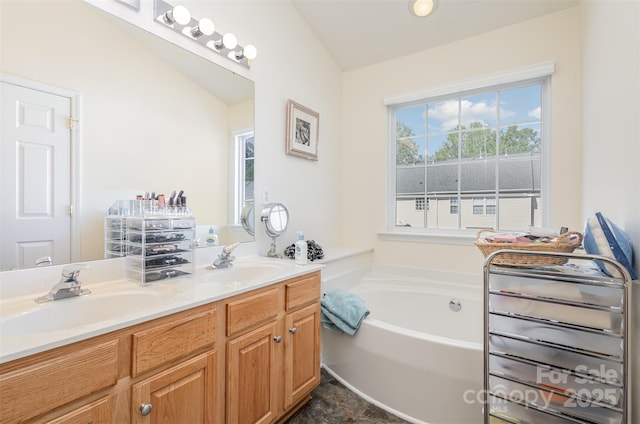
[[261, 203, 289, 258], [240, 205, 255, 236]]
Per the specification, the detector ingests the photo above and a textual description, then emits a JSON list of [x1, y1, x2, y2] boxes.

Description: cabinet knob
[[274, 335, 282, 343], [140, 403, 153, 416], [289, 327, 297, 334]]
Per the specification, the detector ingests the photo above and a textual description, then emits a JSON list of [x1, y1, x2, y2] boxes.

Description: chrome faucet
[[208, 242, 240, 269], [34, 256, 53, 267], [36, 264, 91, 303]]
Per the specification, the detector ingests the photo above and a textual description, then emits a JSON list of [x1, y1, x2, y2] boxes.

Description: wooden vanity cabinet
[[131, 351, 217, 424], [224, 271, 321, 424], [46, 396, 113, 424], [129, 305, 218, 424], [0, 335, 125, 424], [0, 271, 320, 424], [0, 303, 217, 424]]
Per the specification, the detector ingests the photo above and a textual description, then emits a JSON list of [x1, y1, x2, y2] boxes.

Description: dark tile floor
[[285, 368, 410, 424]]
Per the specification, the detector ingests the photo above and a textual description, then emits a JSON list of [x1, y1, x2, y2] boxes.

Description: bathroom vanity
[[0, 267, 321, 424]]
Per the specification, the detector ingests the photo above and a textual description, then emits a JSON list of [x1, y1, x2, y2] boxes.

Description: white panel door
[[1, 81, 72, 270]]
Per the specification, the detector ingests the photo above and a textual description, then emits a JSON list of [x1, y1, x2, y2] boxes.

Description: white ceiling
[[290, 0, 579, 71]]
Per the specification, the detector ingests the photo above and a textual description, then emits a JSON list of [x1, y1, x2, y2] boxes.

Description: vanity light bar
[[154, 0, 257, 69]]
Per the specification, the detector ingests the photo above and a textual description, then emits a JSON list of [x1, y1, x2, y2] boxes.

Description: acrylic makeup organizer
[[124, 215, 195, 284], [104, 200, 196, 284], [483, 251, 632, 424]]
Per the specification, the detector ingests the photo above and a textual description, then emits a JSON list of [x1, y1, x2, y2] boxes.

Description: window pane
[[396, 195, 423, 227], [428, 100, 458, 133], [244, 136, 254, 159], [498, 153, 540, 192], [427, 134, 452, 163], [499, 84, 542, 126], [462, 128, 496, 159], [397, 136, 425, 165], [396, 105, 427, 137], [499, 123, 541, 155], [462, 196, 494, 229], [244, 136, 255, 204], [498, 196, 537, 231], [461, 93, 496, 128], [460, 160, 495, 193], [431, 132, 458, 162]]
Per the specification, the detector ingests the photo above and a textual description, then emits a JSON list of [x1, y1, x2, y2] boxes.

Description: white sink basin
[[1, 285, 177, 336]]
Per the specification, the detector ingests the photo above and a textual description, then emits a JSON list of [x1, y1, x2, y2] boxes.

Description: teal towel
[[320, 289, 369, 335]]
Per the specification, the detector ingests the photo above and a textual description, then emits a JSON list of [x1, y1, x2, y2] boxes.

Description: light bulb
[[243, 45, 257, 60], [410, 0, 435, 17], [215, 33, 237, 50], [190, 17, 215, 37], [236, 45, 257, 61], [222, 33, 238, 49], [164, 5, 191, 25]]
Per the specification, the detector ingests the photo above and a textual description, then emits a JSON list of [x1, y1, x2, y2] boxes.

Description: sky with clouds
[[396, 83, 542, 156]]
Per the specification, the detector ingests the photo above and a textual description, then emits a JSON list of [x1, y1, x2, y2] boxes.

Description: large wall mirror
[[0, 0, 255, 271]]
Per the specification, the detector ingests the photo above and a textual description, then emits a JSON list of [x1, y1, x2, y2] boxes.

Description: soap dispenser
[[294, 231, 308, 265], [205, 227, 219, 246]]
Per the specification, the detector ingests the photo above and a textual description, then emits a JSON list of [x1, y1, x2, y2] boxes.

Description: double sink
[[0, 257, 302, 360]]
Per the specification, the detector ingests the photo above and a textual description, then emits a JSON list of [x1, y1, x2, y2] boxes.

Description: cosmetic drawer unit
[[125, 216, 196, 284], [483, 251, 632, 424], [104, 216, 127, 258]]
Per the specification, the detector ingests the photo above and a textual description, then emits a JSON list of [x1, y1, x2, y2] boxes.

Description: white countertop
[[0, 256, 323, 364]]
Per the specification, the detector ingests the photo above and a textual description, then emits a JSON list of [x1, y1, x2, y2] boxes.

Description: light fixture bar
[[154, 0, 256, 69]]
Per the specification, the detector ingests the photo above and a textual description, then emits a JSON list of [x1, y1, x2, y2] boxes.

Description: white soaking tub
[[321, 265, 484, 424]]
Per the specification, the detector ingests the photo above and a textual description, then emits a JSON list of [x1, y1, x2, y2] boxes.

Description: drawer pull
[[289, 327, 297, 334], [140, 403, 153, 416], [274, 335, 282, 343]]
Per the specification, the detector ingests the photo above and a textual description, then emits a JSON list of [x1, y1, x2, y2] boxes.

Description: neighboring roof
[[396, 153, 540, 197]]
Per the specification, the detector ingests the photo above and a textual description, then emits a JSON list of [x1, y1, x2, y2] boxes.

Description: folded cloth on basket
[[320, 289, 370, 335]]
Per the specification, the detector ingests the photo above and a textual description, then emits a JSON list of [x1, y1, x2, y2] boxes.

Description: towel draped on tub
[[320, 289, 370, 335]]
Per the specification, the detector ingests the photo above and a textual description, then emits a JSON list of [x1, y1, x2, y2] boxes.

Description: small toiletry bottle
[[206, 227, 219, 246], [294, 231, 308, 265]]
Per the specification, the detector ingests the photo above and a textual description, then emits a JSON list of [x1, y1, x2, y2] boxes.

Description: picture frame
[[286, 99, 319, 161]]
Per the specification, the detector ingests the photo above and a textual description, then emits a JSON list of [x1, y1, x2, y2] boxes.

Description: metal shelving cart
[[483, 251, 633, 424]]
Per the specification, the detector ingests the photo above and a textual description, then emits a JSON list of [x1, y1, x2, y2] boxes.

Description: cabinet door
[[226, 321, 280, 424], [284, 303, 320, 409], [47, 396, 112, 424], [132, 351, 216, 424]]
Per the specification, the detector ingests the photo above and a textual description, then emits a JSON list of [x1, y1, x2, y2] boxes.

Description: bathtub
[[321, 264, 484, 424]]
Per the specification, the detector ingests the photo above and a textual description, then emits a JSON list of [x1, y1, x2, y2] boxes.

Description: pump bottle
[[294, 231, 308, 265], [205, 227, 219, 246]]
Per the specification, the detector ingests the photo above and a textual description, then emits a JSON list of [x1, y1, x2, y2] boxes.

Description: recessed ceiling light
[[409, 0, 437, 18]]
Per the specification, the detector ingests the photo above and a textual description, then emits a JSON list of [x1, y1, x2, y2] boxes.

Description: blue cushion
[[583, 212, 637, 280]]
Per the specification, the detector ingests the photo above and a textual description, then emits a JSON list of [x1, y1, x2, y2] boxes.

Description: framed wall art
[[286, 99, 319, 160]]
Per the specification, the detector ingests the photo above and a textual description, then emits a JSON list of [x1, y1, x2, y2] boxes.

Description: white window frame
[[380, 62, 554, 245], [230, 129, 254, 227]]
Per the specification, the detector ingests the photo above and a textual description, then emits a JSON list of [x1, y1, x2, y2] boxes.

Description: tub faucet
[[36, 264, 91, 303], [209, 242, 240, 269]]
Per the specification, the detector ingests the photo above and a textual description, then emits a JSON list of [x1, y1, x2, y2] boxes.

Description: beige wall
[[581, 0, 640, 274], [178, 0, 344, 253], [341, 7, 583, 273]]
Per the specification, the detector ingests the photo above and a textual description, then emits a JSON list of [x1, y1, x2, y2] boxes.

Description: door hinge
[[68, 205, 73, 216], [68, 117, 78, 130]]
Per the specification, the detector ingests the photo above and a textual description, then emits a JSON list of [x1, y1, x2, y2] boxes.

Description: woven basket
[[475, 229, 583, 266]]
